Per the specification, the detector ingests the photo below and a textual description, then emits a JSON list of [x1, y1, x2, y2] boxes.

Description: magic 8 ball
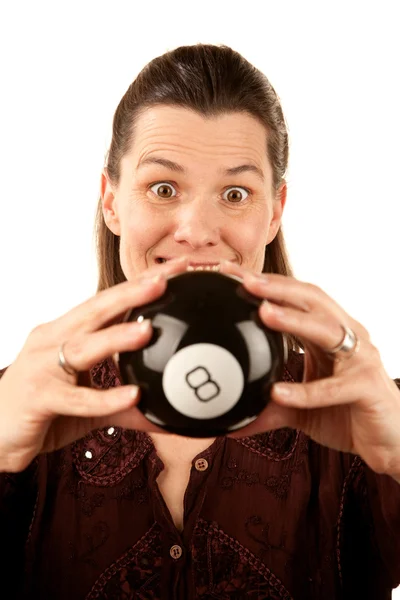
[[118, 271, 287, 437]]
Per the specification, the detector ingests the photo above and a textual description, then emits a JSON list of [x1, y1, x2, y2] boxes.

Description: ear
[[266, 180, 287, 244], [100, 168, 121, 236]]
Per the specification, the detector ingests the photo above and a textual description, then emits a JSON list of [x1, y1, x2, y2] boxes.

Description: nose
[[173, 198, 220, 249]]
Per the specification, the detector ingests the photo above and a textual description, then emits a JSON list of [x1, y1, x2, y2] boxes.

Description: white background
[[0, 1, 399, 594]]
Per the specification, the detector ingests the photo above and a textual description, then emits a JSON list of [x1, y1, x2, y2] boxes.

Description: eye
[[149, 182, 177, 199], [222, 187, 250, 204]]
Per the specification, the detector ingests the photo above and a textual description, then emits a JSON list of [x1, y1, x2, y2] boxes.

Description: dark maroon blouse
[[1, 350, 400, 599]]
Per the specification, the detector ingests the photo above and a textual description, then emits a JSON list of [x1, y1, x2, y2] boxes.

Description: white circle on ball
[[162, 343, 244, 419]]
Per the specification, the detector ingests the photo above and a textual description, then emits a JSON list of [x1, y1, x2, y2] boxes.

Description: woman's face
[[101, 105, 286, 280]]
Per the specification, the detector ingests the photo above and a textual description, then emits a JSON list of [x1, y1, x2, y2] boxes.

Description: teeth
[[186, 265, 220, 272]]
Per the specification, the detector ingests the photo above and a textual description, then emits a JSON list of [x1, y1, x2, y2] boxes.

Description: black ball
[[118, 271, 287, 437]]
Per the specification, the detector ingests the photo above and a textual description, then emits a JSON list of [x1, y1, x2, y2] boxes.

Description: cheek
[[119, 204, 168, 254], [229, 220, 268, 252]]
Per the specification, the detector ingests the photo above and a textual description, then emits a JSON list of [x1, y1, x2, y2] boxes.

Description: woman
[[1, 43, 399, 599]]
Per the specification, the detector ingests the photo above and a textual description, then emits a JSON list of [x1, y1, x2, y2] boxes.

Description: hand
[[0, 257, 190, 473], [220, 261, 400, 478]]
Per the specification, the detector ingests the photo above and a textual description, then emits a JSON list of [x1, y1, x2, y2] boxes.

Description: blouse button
[[195, 458, 209, 471], [170, 544, 183, 559]]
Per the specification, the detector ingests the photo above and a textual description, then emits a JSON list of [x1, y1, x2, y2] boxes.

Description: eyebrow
[[136, 156, 265, 183]]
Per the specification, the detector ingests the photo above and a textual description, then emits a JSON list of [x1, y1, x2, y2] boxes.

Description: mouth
[[156, 257, 222, 272]]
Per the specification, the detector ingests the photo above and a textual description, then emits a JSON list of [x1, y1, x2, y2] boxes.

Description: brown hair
[[94, 43, 304, 353]]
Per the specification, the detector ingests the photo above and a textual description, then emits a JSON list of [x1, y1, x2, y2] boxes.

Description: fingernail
[[137, 319, 152, 332], [123, 385, 140, 402], [221, 260, 236, 267], [140, 274, 164, 284], [247, 272, 269, 285], [262, 300, 284, 316], [113, 385, 140, 405], [274, 384, 292, 398], [169, 257, 188, 263]]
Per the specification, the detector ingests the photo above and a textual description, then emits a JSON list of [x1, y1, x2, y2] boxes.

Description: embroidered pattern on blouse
[[72, 428, 152, 487], [65, 472, 107, 517], [235, 366, 305, 461], [244, 515, 291, 563], [236, 428, 300, 461], [221, 429, 309, 501], [90, 357, 120, 390], [67, 358, 154, 488], [192, 519, 293, 599], [81, 357, 302, 490], [85, 522, 162, 599], [68, 521, 111, 570], [220, 451, 305, 501]]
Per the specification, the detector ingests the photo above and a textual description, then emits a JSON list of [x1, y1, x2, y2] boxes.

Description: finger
[[61, 319, 154, 374], [271, 375, 363, 409], [221, 260, 346, 318], [221, 261, 368, 345], [242, 274, 370, 342], [259, 301, 346, 356], [55, 256, 190, 336], [45, 406, 168, 451], [92, 406, 169, 434], [243, 272, 346, 317], [37, 379, 142, 419], [219, 259, 245, 279], [137, 255, 190, 283]]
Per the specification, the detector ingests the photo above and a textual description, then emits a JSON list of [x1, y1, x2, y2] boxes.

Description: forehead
[[128, 105, 270, 172]]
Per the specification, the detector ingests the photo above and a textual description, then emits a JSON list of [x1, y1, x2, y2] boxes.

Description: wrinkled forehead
[[127, 105, 272, 179]]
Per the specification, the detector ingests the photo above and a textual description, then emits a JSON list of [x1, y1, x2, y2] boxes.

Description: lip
[[157, 257, 236, 266], [188, 261, 221, 266]]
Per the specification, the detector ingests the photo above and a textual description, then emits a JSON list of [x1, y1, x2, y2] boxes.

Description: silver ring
[[325, 325, 360, 361], [58, 342, 79, 376]]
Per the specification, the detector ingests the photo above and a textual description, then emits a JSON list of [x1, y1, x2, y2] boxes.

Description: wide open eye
[[222, 187, 250, 203], [149, 182, 177, 199]]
